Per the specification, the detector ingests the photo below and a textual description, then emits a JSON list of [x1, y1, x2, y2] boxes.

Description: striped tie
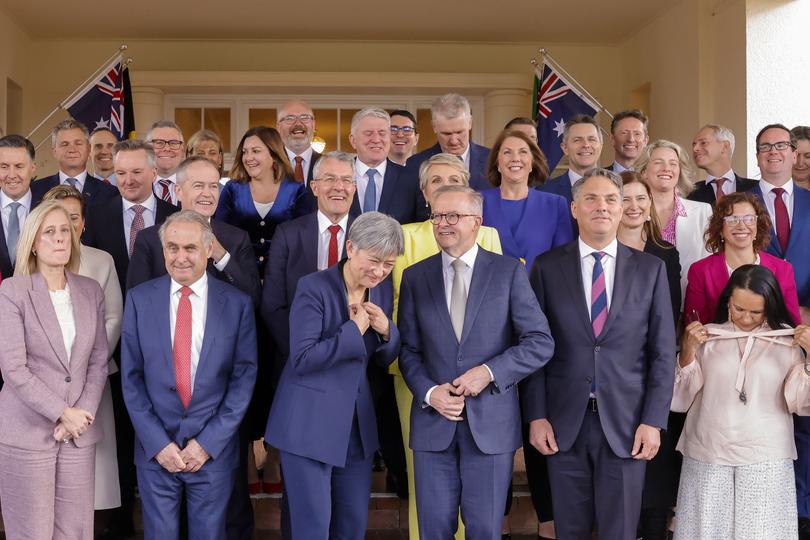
[[590, 252, 608, 337]]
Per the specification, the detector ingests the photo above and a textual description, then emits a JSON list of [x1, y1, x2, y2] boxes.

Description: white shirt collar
[[578, 237, 618, 260], [611, 161, 629, 173], [707, 169, 735, 182], [759, 178, 794, 196], [355, 158, 388, 179], [155, 173, 177, 184], [123, 193, 157, 212], [1, 189, 32, 209], [441, 243, 479, 270], [316, 210, 349, 235], [59, 170, 88, 185], [286, 146, 314, 162], [567, 169, 584, 186], [460, 145, 471, 167], [170, 272, 208, 299]]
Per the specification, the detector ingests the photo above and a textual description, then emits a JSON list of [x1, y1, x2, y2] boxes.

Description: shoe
[[799, 517, 810, 540], [501, 535, 511, 540], [248, 481, 262, 495]]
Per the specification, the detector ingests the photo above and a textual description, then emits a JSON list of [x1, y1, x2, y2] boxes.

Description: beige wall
[[0, 9, 31, 134]]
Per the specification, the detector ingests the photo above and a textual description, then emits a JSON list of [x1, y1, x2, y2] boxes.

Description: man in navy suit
[[90, 127, 118, 185], [398, 185, 554, 539], [121, 210, 257, 540], [146, 120, 186, 206], [0, 135, 37, 279], [525, 169, 676, 540], [30, 119, 118, 206], [540, 114, 603, 205], [277, 100, 322, 215], [388, 110, 420, 166], [689, 124, 756, 205], [348, 107, 421, 224], [406, 93, 491, 192], [606, 109, 648, 173]]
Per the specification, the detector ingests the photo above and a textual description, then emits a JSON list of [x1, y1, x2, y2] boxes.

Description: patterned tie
[[156, 178, 172, 203], [449, 258, 467, 341], [102, 177, 111, 185], [327, 224, 341, 267], [363, 169, 378, 213], [6, 202, 21, 267], [129, 205, 145, 257], [65, 177, 79, 189], [772, 188, 790, 254], [590, 252, 608, 337], [713, 177, 727, 201], [294, 156, 305, 182], [173, 286, 193, 409]]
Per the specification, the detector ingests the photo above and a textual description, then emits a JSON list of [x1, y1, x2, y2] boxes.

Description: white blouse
[[50, 285, 76, 364]]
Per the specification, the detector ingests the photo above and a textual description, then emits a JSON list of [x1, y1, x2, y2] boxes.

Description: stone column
[[131, 87, 164, 137], [483, 89, 531, 146]]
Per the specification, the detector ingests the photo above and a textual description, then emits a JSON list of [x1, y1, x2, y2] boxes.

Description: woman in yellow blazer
[[392, 153, 502, 540]]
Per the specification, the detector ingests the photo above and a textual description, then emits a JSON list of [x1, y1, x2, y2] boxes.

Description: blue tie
[[6, 202, 21, 267], [363, 169, 378, 213]]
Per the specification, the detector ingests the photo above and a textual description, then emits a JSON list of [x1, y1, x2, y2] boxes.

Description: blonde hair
[[14, 200, 80, 276], [635, 139, 696, 197]]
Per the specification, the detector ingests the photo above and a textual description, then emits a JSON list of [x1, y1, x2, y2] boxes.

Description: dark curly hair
[[703, 192, 771, 254]]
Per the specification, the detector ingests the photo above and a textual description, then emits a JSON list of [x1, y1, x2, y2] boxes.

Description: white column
[[483, 89, 531, 146], [131, 87, 165, 137]]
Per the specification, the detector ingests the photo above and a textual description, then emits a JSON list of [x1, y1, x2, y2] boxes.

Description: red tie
[[294, 156, 305, 182], [713, 177, 727, 201], [174, 286, 193, 409], [157, 178, 172, 203], [772, 187, 790, 254], [327, 224, 341, 267]]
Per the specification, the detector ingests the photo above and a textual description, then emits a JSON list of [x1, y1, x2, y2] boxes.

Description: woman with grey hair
[[265, 212, 404, 539]]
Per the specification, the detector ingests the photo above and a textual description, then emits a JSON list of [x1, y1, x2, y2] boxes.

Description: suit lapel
[[377, 161, 397, 214], [194, 277, 223, 397], [65, 272, 93, 369], [559, 244, 592, 337], [28, 275, 70, 372], [301, 213, 319, 272], [488, 195, 519, 258], [708, 254, 730, 300], [459, 250, 493, 344], [750, 186, 784, 257], [599, 245, 635, 337], [786, 188, 810, 256], [425, 256, 456, 341], [151, 276, 174, 370]]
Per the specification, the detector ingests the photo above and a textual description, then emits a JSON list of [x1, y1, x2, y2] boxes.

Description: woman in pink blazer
[[684, 192, 801, 325], [0, 200, 108, 540]]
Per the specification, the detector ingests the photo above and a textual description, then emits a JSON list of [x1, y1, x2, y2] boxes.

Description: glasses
[[279, 114, 314, 124], [390, 126, 416, 135], [756, 141, 794, 153], [150, 139, 183, 150], [315, 176, 355, 187], [430, 212, 478, 225], [723, 214, 757, 226]]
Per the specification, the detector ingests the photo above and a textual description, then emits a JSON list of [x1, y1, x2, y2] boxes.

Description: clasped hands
[[529, 418, 660, 460], [155, 439, 210, 473], [429, 365, 493, 422], [349, 302, 389, 340], [53, 407, 94, 443]]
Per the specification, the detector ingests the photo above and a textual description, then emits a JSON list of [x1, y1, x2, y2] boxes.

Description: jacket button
[[170, 386, 176, 392], [260, 221, 265, 226], [594, 346, 600, 353], [585, 377, 592, 383], [65, 376, 71, 383]]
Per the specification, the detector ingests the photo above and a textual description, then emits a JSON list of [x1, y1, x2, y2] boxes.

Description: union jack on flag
[[64, 55, 127, 139], [532, 63, 598, 171]]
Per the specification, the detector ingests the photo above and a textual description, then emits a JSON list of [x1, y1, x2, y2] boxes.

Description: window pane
[[416, 108, 436, 152], [339, 109, 360, 152], [175, 108, 202, 141], [203, 108, 231, 153], [248, 108, 277, 129], [312, 109, 338, 153]]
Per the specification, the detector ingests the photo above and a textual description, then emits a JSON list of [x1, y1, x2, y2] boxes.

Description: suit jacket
[[0, 272, 109, 450], [31, 173, 119, 207], [673, 197, 713, 302], [126, 219, 260, 306], [260, 212, 355, 361], [539, 172, 574, 204], [265, 263, 400, 467], [398, 248, 554, 455], [291, 150, 322, 216], [684, 251, 801, 325], [407, 142, 491, 192], [82, 195, 178, 295], [121, 274, 257, 471], [349, 159, 421, 225], [688, 173, 757, 205], [481, 188, 573, 268], [524, 242, 676, 458], [643, 240, 682, 326]]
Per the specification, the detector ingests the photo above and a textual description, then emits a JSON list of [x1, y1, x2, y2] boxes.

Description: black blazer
[[687, 173, 757, 205], [31, 173, 119, 207], [349, 159, 420, 225], [0, 208, 14, 278], [642, 239, 681, 325], [126, 219, 260, 306], [82, 195, 178, 295]]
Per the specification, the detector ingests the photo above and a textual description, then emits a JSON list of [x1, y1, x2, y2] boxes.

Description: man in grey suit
[[525, 169, 676, 540], [398, 185, 554, 540]]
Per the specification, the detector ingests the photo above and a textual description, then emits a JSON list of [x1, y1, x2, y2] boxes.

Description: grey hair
[[350, 108, 391, 136], [431, 185, 483, 216], [312, 151, 356, 180], [51, 119, 89, 147], [176, 155, 220, 185], [571, 168, 624, 200], [699, 123, 736, 156], [346, 212, 404, 258], [114, 139, 156, 168], [431, 93, 471, 123], [146, 120, 184, 142], [158, 210, 215, 249], [418, 153, 470, 191]]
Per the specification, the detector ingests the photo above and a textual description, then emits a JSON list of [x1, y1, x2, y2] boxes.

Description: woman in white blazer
[[636, 140, 713, 308], [43, 186, 123, 510]]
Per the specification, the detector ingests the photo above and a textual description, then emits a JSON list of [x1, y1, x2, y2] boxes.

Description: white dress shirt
[[153, 173, 178, 205], [759, 179, 794, 226], [286, 146, 315, 183], [316, 211, 349, 270], [101, 173, 117, 186], [1, 190, 32, 245], [355, 159, 387, 211], [611, 161, 630, 173], [567, 169, 584, 187], [50, 286, 76, 364], [460, 145, 471, 169], [123, 194, 157, 253], [706, 168, 736, 197], [169, 273, 209, 391], [578, 237, 618, 313], [59, 170, 88, 192]]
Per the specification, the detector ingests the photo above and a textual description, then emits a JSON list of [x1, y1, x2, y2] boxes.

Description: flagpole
[[537, 48, 613, 120], [26, 45, 128, 139]]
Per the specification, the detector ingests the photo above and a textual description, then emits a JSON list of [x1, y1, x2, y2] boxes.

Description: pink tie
[[590, 252, 608, 337], [129, 205, 145, 257], [174, 286, 193, 409]]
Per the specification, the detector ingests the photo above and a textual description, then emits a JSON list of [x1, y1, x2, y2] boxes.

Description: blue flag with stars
[[532, 63, 598, 171], [64, 55, 127, 139]]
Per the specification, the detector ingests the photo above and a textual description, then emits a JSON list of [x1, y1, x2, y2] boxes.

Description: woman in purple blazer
[[685, 192, 801, 325], [0, 200, 108, 540]]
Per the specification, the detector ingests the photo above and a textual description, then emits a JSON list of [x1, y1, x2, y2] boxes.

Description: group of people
[[0, 91, 809, 540]]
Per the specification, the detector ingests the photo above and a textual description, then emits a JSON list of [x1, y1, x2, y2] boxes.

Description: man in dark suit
[[689, 124, 756, 204], [146, 120, 186, 206], [90, 127, 118, 185], [539, 114, 603, 205], [606, 109, 648, 173], [406, 94, 491, 193], [127, 156, 259, 304], [277, 100, 321, 215], [398, 185, 554, 539], [0, 135, 37, 279], [122, 210, 257, 540], [30, 119, 118, 206], [389, 110, 420, 166], [349, 107, 421, 224], [525, 169, 676, 540]]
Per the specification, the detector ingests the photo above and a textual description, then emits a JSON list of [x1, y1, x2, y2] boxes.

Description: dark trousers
[[796, 415, 810, 517], [109, 371, 137, 533], [547, 408, 646, 540], [368, 364, 407, 494], [226, 421, 254, 540], [522, 423, 554, 522]]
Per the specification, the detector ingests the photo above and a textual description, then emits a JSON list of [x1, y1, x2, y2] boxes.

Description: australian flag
[[64, 55, 130, 140], [532, 63, 598, 171]]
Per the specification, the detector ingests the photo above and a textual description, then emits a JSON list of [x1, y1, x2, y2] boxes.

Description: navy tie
[[363, 169, 378, 213]]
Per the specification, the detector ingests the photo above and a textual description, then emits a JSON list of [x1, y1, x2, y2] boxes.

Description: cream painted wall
[[0, 9, 31, 134]]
